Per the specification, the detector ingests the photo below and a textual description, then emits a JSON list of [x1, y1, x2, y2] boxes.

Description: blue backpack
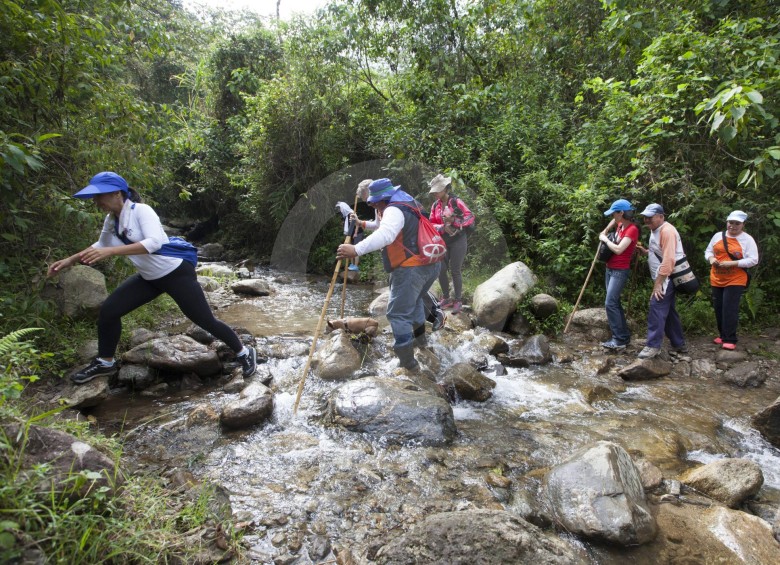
[[114, 224, 198, 267]]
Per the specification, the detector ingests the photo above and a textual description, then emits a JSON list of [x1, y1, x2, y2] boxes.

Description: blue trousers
[[711, 285, 745, 344], [646, 280, 685, 349], [605, 268, 631, 345], [387, 262, 440, 348]]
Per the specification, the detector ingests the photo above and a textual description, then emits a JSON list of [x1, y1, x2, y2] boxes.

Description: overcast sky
[[183, 0, 327, 20]]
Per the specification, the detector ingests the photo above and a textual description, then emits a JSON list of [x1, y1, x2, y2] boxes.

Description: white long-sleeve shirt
[[94, 201, 181, 280], [354, 206, 405, 256]]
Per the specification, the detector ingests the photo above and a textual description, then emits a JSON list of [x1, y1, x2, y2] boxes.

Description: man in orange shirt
[[636, 204, 688, 359]]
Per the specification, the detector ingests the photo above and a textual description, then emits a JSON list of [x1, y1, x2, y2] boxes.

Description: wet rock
[[715, 349, 748, 363], [374, 510, 587, 564], [690, 358, 719, 379], [196, 264, 233, 278], [530, 293, 559, 319], [223, 369, 245, 393], [679, 458, 763, 508], [619, 357, 673, 381], [545, 441, 657, 546], [186, 324, 216, 345], [199, 242, 224, 261], [307, 535, 331, 561], [517, 334, 552, 364], [187, 404, 220, 427], [314, 332, 362, 380], [774, 507, 780, 543], [505, 311, 532, 336], [197, 275, 220, 292], [473, 333, 509, 356], [472, 261, 537, 331], [220, 382, 274, 429], [117, 363, 156, 390], [441, 362, 496, 402], [42, 264, 108, 320], [368, 290, 389, 317], [231, 278, 271, 296], [722, 361, 765, 387], [583, 385, 616, 405], [57, 375, 109, 409], [634, 458, 664, 490], [416, 347, 441, 375], [325, 376, 456, 446], [2, 424, 120, 500], [445, 310, 473, 332], [751, 396, 780, 448], [122, 335, 222, 377]]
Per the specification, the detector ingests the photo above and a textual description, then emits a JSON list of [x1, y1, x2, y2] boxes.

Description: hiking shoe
[[451, 301, 462, 314], [722, 343, 736, 351], [238, 346, 257, 377], [713, 337, 723, 345], [671, 344, 689, 354], [638, 346, 661, 359], [601, 339, 626, 351], [432, 309, 447, 332], [348, 264, 359, 272], [439, 297, 453, 308], [71, 358, 118, 385]]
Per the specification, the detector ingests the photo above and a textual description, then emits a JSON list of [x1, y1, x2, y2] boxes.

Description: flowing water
[[90, 268, 780, 563]]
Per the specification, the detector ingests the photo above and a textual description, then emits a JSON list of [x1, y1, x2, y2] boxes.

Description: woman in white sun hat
[[704, 210, 759, 350]]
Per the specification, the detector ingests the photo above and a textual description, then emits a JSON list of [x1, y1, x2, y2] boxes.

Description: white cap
[[727, 210, 747, 223]]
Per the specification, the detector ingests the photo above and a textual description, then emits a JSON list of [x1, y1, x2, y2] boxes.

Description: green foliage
[[516, 288, 571, 337], [0, 328, 47, 405]]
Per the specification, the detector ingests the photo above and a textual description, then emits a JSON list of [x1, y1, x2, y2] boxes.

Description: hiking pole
[[339, 194, 360, 317], [563, 244, 600, 334], [294, 237, 350, 415]]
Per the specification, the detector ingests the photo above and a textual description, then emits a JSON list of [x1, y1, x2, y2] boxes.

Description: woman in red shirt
[[598, 199, 639, 350]]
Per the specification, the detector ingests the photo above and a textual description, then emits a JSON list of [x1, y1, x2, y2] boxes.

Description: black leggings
[[97, 261, 243, 358]]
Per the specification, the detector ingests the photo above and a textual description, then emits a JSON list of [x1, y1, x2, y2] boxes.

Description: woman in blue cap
[[47, 172, 257, 384], [598, 199, 639, 350]]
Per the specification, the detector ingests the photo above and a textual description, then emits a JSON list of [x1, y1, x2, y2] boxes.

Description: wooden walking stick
[[294, 233, 352, 415], [563, 244, 601, 334], [339, 194, 361, 317]]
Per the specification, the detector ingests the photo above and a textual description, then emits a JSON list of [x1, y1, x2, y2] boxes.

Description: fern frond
[[0, 328, 43, 356]]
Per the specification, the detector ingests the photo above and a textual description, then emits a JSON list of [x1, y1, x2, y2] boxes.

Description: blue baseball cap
[[603, 199, 634, 216], [639, 203, 665, 217], [367, 178, 400, 203], [73, 172, 129, 199]]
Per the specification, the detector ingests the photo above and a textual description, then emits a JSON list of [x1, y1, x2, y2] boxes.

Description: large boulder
[[313, 332, 362, 380], [679, 458, 763, 508], [42, 264, 108, 320], [230, 279, 271, 296], [545, 441, 657, 546], [752, 396, 780, 448], [1, 424, 120, 500], [325, 376, 456, 446], [564, 308, 609, 342], [122, 335, 222, 377], [472, 262, 537, 331], [374, 510, 587, 564]]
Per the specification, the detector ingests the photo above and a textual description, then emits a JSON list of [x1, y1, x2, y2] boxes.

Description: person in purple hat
[[336, 178, 441, 370], [599, 199, 639, 351], [636, 203, 688, 359], [47, 172, 257, 384]]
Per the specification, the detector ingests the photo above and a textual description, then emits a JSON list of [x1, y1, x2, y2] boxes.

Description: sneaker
[[451, 301, 462, 314], [601, 339, 626, 351], [671, 344, 689, 354], [71, 358, 118, 385], [348, 264, 359, 272], [713, 337, 723, 345], [638, 346, 661, 359], [722, 343, 736, 351], [432, 309, 447, 332], [439, 297, 453, 309], [238, 346, 257, 377]]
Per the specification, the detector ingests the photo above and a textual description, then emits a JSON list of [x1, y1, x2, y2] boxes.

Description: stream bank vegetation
[[1, 0, 778, 559]]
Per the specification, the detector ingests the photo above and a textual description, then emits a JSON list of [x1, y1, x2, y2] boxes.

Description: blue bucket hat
[[73, 172, 129, 199], [603, 199, 634, 216], [367, 178, 400, 203]]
